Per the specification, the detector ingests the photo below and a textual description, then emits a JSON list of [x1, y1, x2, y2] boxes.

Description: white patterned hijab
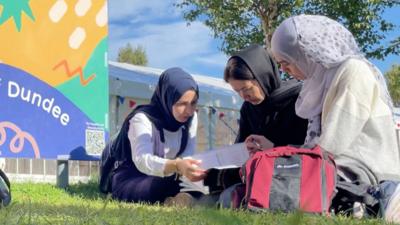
[[271, 14, 393, 146]]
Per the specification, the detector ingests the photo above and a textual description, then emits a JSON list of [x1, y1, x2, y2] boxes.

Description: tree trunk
[[256, 0, 278, 50]]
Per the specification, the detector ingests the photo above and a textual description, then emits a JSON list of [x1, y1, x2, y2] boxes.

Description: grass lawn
[[0, 180, 391, 225]]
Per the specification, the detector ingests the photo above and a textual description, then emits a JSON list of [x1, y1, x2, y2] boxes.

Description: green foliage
[[385, 64, 400, 106], [176, 0, 400, 59], [117, 43, 148, 66], [0, 182, 387, 225]]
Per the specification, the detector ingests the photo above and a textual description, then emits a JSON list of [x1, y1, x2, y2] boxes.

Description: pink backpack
[[241, 145, 337, 213]]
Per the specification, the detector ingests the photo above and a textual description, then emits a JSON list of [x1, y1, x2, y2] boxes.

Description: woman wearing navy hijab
[[111, 67, 205, 204]]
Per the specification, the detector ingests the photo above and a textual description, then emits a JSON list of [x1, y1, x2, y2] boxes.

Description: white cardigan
[[127, 112, 197, 177], [319, 58, 400, 185]]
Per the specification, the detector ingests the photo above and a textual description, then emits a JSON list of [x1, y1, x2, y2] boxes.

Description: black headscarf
[[134, 67, 199, 132], [231, 44, 281, 97], [231, 44, 308, 146]]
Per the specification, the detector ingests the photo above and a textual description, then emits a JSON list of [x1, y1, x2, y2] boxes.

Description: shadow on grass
[[64, 179, 106, 200], [0, 200, 172, 225], [0, 199, 248, 225]]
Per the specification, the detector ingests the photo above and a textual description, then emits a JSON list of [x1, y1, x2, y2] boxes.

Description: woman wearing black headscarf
[[214, 45, 308, 208], [224, 44, 308, 152], [111, 67, 205, 204]]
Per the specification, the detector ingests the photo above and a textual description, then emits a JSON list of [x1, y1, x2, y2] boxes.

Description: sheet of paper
[[179, 177, 209, 195], [180, 143, 249, 194], [186, 143, 249, 170]]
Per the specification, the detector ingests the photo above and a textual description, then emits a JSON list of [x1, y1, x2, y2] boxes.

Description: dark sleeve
[[279, 97, 308, 146], [290, 111, 308, 145], [235, 105, 251, 143]]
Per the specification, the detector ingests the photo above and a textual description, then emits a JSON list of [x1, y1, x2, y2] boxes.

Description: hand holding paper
[[176, 158, 206, 182], [179, 143, 249, 194]]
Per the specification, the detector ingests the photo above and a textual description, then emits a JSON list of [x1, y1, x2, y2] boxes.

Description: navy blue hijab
[[111, 67, 198, 167], [134, 67, 199, 133]]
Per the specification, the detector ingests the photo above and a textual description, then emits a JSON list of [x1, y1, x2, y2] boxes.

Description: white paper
[[187, 143, 249, 170], [179, 177, 209, 194], [179, 143, 249, 194]]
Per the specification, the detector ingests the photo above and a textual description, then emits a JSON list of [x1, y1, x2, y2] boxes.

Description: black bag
[[99, 112, 189, 194], [331, 180, 379, 216], [98, 133, 120, 194], [99, 110, 140, 194], [0, 169, 11, 207], [204, 167, 242, 194]]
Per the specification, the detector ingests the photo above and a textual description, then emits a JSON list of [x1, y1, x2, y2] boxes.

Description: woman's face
[[228, 79, 265, 105], [172, 90, 198, 122], [273, 55, 306, 80]]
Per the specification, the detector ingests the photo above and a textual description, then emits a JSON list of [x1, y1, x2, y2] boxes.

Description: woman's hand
[[245, 135, 274, 156], [176, 158, 206, 182]]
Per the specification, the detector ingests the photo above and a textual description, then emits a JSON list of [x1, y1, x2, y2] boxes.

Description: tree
[[117, 43, 148, 66], [176, 0, 400, 59], [386, 64, 400, 106]]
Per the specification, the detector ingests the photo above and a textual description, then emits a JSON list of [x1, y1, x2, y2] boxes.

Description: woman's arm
[[129, 113, 205, 180], [128, 113, 168, 177]]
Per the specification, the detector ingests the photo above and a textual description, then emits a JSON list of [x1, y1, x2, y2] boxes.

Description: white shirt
[[320, 58, 400, 184], [128, 112, 197, 177]]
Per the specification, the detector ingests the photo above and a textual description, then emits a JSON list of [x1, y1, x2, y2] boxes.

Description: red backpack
[[241, 145, 337, 213]]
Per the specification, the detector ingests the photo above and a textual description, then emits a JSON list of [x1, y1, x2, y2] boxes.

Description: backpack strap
[[159, 128, 165, 143], [176, 124, 189, 157]]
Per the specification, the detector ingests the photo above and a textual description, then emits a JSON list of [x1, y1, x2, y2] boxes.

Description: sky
[[109, 0, 400, 78]]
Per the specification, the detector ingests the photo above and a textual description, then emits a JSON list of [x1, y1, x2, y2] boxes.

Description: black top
[[236, 80, 308, 146], [231, 45, 308, 146]]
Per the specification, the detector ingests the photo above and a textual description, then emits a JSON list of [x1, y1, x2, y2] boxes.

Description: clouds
[[195, 53, 229, 68], [109, 0, 227, 77], [108, 2, 399, 75], [109, 0, 179, 24]]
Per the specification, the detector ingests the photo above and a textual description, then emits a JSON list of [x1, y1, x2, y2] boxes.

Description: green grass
[[0, 180, 392, 225]]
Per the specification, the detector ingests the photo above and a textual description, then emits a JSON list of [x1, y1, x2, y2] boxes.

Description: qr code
[[85, 129, 105, 155]]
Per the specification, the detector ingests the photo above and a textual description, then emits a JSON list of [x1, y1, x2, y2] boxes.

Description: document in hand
[[179, 143, 249, 194]]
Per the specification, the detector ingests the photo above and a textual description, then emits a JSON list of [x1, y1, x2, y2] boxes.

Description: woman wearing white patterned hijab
[[250, 14, 400, 187], [267, 15, 400, 220], [271, 14, 394, 147]]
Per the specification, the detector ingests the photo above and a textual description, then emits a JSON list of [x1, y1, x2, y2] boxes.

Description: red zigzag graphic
[[53, 60, 96, 86]]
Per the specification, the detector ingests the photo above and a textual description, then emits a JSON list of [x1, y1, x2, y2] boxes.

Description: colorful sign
[[0, 0, 108, 159]]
